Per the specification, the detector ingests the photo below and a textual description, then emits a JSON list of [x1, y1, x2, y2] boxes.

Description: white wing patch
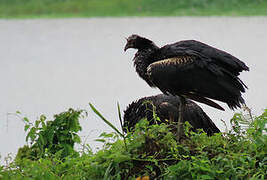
[[154, 56, 194, 66], [147, 56, 195, 76]]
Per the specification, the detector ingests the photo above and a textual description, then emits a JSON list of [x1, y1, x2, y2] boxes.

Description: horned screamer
[[124, 34, 249, 138]]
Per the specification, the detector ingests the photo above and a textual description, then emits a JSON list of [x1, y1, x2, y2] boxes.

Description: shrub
[[16, 108, 86, 161], [0, 106, 266, 179]]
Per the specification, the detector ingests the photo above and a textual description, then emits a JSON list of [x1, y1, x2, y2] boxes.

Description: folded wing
[[147, 52, 246, 110]]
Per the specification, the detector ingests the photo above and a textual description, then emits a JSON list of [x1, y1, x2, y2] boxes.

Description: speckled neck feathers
[[133, 45, 159, 87]]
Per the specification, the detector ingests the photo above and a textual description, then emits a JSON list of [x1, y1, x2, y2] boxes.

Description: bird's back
[[123, 94, 220, 135], [159, 40, 249, 75]]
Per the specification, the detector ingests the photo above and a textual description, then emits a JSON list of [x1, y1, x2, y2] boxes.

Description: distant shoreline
[[1, 0, 267, 19]]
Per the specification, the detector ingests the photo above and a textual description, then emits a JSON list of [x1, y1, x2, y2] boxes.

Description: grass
[[0, 105, 266, 179], [0, 0, 267, 18]]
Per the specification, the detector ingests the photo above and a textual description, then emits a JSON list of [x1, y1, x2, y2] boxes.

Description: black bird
[[124, 34, 249, 137], [123, 94, 220, 136], [124, 34, 249, 110]]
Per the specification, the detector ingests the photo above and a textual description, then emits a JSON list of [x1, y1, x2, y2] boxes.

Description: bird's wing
[[155, 47, 226, 76], [161, 40, 249, 75], [147, 52, 244, 110]]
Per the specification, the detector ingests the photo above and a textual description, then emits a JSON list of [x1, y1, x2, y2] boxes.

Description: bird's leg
[[242, 104, 253, 121], [177, 96, 186, 141]]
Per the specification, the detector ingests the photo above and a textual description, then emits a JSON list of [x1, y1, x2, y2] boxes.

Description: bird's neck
[[134, 47, 159, 87], [137, 41, 159, 51]]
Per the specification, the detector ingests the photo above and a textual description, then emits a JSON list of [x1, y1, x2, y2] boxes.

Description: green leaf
[[73, 134, 81, 143], [24, 124, 30, 132], [200, 175, 213, 179], [95, 139, 105, 143], [35, 120, 41, 128], [110, 153, 131, 163], [99, 132, 115, 138], [38, 133, 45, 146], [23, 117, 30, 123], [89, 103, 124, 137], [117, 102, 123, 132], [104, 161, 114, 180]]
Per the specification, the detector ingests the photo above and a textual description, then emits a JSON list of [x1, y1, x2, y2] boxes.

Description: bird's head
[[124, 34, 156, 51]]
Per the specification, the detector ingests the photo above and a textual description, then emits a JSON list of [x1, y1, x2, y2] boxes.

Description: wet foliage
[[0, 106, 266, 179]]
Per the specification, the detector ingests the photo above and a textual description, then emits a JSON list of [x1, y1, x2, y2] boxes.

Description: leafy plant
[[16, 108, 86, 161], [1, 106, 266, 179]]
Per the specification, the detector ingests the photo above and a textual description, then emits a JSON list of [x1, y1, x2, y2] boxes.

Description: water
[[0, 17, 267, 162]]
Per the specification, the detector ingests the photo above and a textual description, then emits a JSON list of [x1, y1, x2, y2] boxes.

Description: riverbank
[[1, 0, 267, 18]]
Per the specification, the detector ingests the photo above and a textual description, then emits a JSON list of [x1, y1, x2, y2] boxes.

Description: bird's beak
[[124, 37, 128, 52]]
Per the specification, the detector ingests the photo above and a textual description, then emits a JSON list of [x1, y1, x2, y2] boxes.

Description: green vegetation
[[16, 108, 87, 160], [0, 0, 267, 18], [0, 104, 266, 179]]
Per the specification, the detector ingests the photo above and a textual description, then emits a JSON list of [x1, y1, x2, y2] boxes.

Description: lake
[[0, 17, 266, 162]]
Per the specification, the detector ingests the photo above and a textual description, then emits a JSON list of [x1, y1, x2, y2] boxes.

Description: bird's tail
[[185, 94, 225, 111], [226, 96, 245, 110]]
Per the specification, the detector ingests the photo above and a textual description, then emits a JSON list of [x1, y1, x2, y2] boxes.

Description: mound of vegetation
[[0, 105, 266, 179]]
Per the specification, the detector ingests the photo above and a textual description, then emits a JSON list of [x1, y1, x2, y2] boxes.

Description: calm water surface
[[1, 17, 267, 162]]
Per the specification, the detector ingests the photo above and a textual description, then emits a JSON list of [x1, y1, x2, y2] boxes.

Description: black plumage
[[123, 94, 220, 136], [124, 34, 249, 110]]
